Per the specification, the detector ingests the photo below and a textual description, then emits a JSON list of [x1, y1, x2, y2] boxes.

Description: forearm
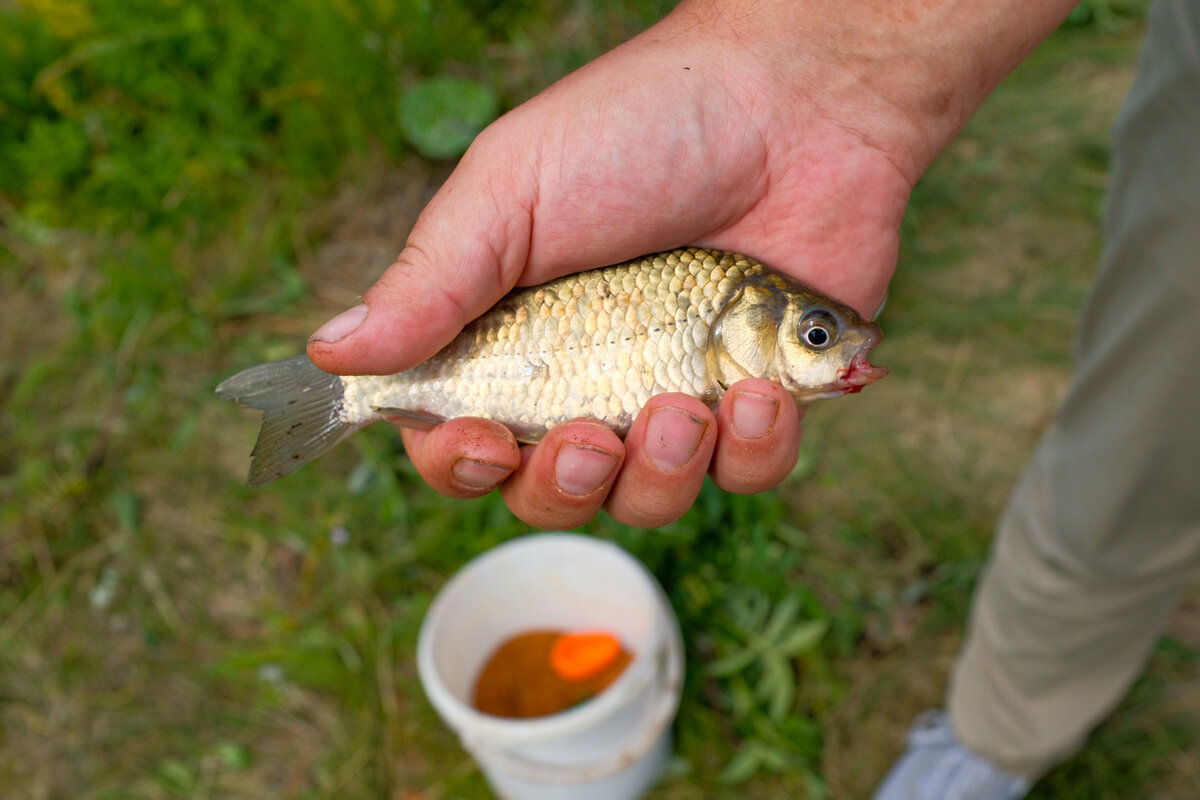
[[664, 0, 1081, 180]]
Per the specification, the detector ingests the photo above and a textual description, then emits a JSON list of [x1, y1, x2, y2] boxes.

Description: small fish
[[217, 248, 887, 486]]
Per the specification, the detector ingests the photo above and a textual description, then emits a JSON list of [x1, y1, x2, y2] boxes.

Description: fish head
[[706, 271, 888, 404]]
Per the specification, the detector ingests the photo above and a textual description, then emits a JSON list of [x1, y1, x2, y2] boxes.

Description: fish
[[217, 247, 887, 486]]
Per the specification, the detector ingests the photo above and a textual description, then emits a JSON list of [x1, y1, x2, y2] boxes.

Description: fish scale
[[216, 247, 887, 486], [344, 249, 747, 437]]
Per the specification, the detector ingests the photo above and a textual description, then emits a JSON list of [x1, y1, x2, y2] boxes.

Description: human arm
[[307, 0, 1080, 527]]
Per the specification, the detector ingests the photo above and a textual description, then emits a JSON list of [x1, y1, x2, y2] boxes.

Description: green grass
[[2, 1, 1196, 798]]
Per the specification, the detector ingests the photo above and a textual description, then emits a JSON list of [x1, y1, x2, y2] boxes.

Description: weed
[[4, 2, 1194, 799]]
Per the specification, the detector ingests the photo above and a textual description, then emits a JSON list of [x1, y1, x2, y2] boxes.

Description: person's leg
[[947, 0, 1200, 779]]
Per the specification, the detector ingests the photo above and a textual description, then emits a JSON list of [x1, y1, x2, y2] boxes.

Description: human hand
[[307, 0, 1076, 527]]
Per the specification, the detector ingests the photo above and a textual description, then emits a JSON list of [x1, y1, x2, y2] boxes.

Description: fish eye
[[799, 310, 838, 350]]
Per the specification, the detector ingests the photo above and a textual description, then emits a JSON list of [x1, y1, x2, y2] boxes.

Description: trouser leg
[[947, 0, 1200, 778]]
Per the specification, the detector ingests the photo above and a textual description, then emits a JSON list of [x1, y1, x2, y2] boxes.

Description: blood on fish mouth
[[836, 355, 889, 393]]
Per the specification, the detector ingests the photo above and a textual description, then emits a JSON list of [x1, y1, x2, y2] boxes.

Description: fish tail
[[216, 355, 361, 486]]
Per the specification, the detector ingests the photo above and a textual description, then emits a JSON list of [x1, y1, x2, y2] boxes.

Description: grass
[[2, 1, 1196, 798]]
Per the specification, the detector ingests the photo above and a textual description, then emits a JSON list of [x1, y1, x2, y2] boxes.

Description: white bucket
[[416, 533, 684, 800]]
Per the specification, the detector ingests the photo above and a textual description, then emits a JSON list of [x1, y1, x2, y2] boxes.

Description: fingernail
[[451, 458, 514, 490], [731, 391, 779, 439], [555, 443, 618, 496], [310, 303, 368, 343], [645, 406, 707, 470]]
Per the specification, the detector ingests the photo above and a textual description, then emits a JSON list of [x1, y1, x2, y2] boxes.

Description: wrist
[[666, 0, 1079, 180]]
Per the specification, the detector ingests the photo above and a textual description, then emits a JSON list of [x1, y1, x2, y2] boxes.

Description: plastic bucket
[[416, 533, 684, 800]]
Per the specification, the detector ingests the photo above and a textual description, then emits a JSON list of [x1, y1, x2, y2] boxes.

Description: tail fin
[[216, 355, 362, 486]]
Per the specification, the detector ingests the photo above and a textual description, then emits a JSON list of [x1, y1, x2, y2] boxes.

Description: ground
[[2, 4, 1197, 799]]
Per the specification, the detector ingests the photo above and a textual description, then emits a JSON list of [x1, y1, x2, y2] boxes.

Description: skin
[[308, 0, 1079, 528]]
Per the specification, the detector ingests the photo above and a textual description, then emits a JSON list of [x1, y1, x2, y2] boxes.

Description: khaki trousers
[[948, 0, 1200, 778]]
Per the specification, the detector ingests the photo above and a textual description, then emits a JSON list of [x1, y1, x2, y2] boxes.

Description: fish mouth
[[834, 354, 889, 394], [786, 353, 888, 403]]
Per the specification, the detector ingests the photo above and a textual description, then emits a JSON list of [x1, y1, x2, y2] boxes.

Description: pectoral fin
[[371, 407, 448, 431], [375, 406, 551, 444]]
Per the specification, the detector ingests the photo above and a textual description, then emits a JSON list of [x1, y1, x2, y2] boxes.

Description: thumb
[[306, 129, 535, 376]]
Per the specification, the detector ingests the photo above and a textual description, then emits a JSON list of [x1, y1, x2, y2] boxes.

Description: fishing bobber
[[417, 534, 684, 800], [472, 629, 634, 719]]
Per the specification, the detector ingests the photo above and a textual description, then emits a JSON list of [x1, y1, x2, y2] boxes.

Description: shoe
[[872, 711, 1033, 800]]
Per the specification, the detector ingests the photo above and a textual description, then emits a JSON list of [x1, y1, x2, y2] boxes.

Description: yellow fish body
[[218, 248, 886, 485]]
